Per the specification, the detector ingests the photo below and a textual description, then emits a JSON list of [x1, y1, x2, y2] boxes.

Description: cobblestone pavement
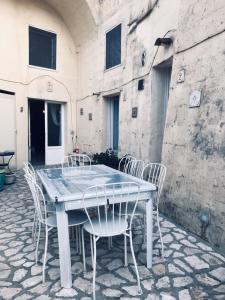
[[0, 171, 225, 300]]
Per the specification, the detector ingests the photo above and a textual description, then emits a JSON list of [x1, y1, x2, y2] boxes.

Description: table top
[[0, 151, 15, 156], [37, 165, 156, 203]]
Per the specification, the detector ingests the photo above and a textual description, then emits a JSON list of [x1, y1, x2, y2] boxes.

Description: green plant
[[92, 149, 121, 169]]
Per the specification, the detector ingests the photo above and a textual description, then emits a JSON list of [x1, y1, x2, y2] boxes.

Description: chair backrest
[[24, 174, 47, 224], [82, 182, 140, 236], [118, 155, 136, 172], [142, 163, 166, 204], [126, 160, 145, 178], [24, 162, 36, 180], [62, 154, 91, 168]]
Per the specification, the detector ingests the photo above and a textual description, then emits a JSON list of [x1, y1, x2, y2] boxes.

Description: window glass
[[29, 26, 56, 69], [47, 103, 61, 146], [106, 24, 121, 69]]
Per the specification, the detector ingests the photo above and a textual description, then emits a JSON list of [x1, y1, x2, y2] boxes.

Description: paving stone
[[209, 267, 225, 282], [168, 263, 185, 275], [173, 232, 185, 240], [145, 295, 160, 300], [13, 268, 28, 282], [142, 279, 154, 291], [201, 253, 224, 266], [74, 277, 99, 294], [102, 288, 123, 298], [156, 276, 170, 289], [0, 281, 12, 287], [0, 262, 10, 270], [14, 294, 33, 300], [178, 289, 191, 300], [174, 259, 192, 272], [123, 285, 140, 296], [195, 273, 220, 286], [180, 239, 198, 248], [162, 234, 174, 244], [115, 267, 136, 282], [0, 269, 11, 279], [213, 284, 225, 293], [96, 273, 125, 287], [0, 287, 21, 300], [173, 276, 193, 287], [197, 242, 212, 251], [184, 256, 209, 270], [29, 282, 51, 294], [152, 264, 166, 276], [56, 288, 78, 297], [22, 275, 42, 288], [106, 258, 123, 270]]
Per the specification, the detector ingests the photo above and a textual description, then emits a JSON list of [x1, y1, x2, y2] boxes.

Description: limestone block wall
[[161, 0, 225, 250], [76, 0, 180, 158]]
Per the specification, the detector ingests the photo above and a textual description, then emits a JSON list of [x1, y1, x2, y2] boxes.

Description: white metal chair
[[136, 163, 166, 256], [118, 154, 136, 173], [125, 159, 145, 178], [24, 174, 88, 283], [81, 182, 142, 300], [62, 154, 91, 168], [24, 163, 55, 242]]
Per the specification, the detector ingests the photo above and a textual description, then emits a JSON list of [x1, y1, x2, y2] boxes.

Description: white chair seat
[[47, 210, 88, 228], [83, 217, 128, 237]]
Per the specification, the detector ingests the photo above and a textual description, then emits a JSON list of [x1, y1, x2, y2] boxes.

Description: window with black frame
[[106, 24, 121, 70], [29, 26, 56, 69]]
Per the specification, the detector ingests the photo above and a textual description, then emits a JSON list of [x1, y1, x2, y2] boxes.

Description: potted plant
[[0, 169, 5, 191], [4, 169, 16, 185]]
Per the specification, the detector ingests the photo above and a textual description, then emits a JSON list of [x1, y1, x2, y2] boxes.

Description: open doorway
[[29, 99, 45, 165], [105, 95, 119, 152], [150, 58, 172, 162]]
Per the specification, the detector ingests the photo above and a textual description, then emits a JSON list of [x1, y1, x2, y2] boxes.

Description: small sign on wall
[[80, 108, 84, 116], [47, 81, 53, 92], [189, 90, 201, 108], [88, 113, 93, 121], [132, 107, 138, 118], [177, 69, 185, 83]]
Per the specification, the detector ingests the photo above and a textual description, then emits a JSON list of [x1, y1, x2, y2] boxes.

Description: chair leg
[[76, 226, 79, 253], [124, 234, 127, 267], [93, 236, 97, 300], [156, 209, 164, 257], [32, 211, 37, 242], [90, 234, 93, 268], [42, 225, 49, 284], [143, 214, 146, 244], [129, 230, 142, 294], [35, 222, 41, 265], [79, 226, 82, 254], [81, 227, 86, 272]]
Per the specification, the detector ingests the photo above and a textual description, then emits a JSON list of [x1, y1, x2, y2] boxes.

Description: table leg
[[56, 203, 72, 288], [146, 196, 153, 268]]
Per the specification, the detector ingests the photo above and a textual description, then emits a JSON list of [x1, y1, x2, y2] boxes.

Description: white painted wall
[[0, 0, 78, 167]]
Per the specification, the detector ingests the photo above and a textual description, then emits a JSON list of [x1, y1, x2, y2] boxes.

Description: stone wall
[[161, 0, 225, 250]]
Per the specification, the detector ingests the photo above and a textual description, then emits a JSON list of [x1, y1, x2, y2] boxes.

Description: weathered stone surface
[[152, 264, 166, 276], [209, 267, 225, 282], [178, 289, 191, 300], [13, 268, 28, 282], [0, 287, 21, 299], [96, 274, 125, 287], [168, 263, 185, 275], [22, 275, 42, 288], [123, 285, 140, 296], [56, 288, 78, 297], [102, 288, 123, 298], [184, 256, 209, 270], [173, 276, 193, 287], [196, 273, 220, 286], [106, 258, 123, 270], [116, 267, 135, 282], [156, 276, 170, 289]]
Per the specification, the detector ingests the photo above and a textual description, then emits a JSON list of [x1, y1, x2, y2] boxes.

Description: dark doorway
[[29, 99, 45, 165]]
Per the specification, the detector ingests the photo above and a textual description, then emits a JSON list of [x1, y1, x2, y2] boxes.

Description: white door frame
[[45, 101, 65, 165]]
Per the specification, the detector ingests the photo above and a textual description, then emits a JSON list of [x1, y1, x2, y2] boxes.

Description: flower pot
[[4, 172, 16, 185], [0, 170, 5, 191]]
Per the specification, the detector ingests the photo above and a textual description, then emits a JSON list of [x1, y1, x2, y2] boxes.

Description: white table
[[37, 164, 156, 288]]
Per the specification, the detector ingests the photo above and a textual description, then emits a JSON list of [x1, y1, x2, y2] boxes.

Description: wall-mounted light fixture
[[154, 38, 173, 46]]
